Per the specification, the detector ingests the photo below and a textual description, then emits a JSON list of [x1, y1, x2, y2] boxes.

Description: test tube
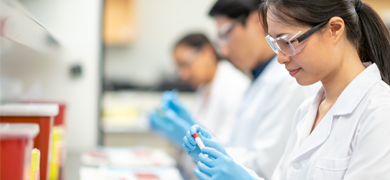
[[31, 148, 40, 180], [192, 132, 205, 149], [192, 132, 208, 157]]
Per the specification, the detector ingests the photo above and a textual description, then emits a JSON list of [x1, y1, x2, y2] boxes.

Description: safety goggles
[[266, 20, 329, 56]]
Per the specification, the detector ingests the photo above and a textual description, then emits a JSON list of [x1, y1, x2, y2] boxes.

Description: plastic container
[[0, 103, 59, 180], [21, 101, 66, 126], [21, 101, 67, 180], [0, 123, 40, 180]]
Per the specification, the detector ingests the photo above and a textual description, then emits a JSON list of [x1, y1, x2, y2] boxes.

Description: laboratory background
[[0, 0, 390, 180]]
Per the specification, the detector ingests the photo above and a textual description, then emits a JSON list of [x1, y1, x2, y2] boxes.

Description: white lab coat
[[179, 60, 250, 180], [227, 57, 320, 179], [194, 60, 250, 143], [255, 63, 390, 180]]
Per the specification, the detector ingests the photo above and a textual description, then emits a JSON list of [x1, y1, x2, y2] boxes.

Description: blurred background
[[1, 0, 390, 180]]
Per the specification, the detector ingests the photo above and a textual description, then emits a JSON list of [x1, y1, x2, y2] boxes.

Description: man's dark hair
[[209, 0, 263, 19], [174, 33, 221, 61]]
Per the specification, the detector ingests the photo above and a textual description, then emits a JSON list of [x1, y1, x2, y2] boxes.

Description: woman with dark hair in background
[[149, 33, 250, 179], [182, 0, 390, 179], [150, 33, 250, 146]]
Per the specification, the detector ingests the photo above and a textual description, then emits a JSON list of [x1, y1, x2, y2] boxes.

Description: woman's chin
[[295, 78, 319, 86]]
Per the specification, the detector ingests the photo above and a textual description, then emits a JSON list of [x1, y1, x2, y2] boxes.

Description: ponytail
[[358, 2, 390, 85]]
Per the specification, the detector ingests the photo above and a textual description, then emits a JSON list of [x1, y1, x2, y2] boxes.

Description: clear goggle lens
[[265, 32, 308, 56]]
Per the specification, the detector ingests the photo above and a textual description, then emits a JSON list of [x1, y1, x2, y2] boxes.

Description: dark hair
[[209, 0, 263, 19], [259, 0, 390, 85], [174, 33, 221, 61]]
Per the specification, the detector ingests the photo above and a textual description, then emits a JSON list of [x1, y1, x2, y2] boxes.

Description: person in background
[[149, 33, 250, 180], [149, 33, 249, 148], [183, 0, 390, 179], [181, 0, 320, 179], [188, 0, 318, 178]]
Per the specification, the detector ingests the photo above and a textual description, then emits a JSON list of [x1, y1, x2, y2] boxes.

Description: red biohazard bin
[[22, 101, 66, 126], [0, 104, 59, 180], [0, 123, 40, 180], [21, 101, 67, 180]]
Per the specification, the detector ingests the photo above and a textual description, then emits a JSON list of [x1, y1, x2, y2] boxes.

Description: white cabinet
[[0, 0, 103, 153]]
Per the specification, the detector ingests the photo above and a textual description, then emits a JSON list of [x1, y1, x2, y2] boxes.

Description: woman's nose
[[179, 68, 190, 81], [277, 52, 291, 64]]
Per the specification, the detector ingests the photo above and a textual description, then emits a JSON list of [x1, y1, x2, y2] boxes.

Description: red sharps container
[[0, 123, 40, 180], [0, 104, 59, 180]]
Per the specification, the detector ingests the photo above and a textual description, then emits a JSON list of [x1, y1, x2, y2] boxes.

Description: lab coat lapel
[[291, 63, 382, 161], [296, 88, 324, 148], [292, 90, 334, 161], [293, 111, 334, 160]]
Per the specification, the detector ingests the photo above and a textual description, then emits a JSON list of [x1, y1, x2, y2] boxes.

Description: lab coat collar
[[331, 63, 381, 116], [243, 57, 278, 98], [251, 56, 275, 80], [296, 88, 325, 148], [256, 56, 284, 83], [292, 87, 333, 161], [291, 63, 381, 161]]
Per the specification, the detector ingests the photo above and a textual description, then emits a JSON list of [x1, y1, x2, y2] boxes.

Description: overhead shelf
[[0, 0, 61, 56]]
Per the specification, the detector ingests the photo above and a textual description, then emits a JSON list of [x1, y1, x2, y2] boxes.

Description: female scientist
[[182, 0, 390, 179], [149, 33, 250, 180], [149, 33, 249, 146]]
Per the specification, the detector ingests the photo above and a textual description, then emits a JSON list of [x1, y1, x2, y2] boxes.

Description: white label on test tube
[[193, 132, 208, 157]]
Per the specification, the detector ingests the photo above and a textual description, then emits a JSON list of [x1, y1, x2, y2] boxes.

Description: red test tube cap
[[192, 132, 200, 139]]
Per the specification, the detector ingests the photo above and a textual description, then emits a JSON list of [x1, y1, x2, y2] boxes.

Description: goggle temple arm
[[297, 21, 329, 43]]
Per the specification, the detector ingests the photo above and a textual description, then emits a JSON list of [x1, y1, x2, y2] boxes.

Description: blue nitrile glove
[[149, 108, 192, 146], [182, 125, 229, 162], [194, 147, 256, 180], [161, 90, 196, 125]]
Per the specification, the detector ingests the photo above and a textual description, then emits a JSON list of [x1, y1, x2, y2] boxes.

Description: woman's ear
[[327, 17, 345, 44]]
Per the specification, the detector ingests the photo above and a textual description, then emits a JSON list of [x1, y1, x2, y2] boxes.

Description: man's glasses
[[218, 14, 248, 44]]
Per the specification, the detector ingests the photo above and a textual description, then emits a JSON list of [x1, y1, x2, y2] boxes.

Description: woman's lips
[[288, 68, 301, 77]]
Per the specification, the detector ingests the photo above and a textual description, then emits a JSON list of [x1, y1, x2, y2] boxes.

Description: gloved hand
[[161, 90, 196, 125], [182, 125, 229, 162], [149, 108, 192, 146], [194, 147, 256, 180]]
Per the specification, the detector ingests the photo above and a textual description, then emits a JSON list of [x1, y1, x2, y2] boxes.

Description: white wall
[[1, 0, 217, 152], [1, 0, 102, 153], [104, 0, 218, 87]]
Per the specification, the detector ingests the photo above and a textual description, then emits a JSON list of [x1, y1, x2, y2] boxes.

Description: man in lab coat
[[201, 0, 319, 179]]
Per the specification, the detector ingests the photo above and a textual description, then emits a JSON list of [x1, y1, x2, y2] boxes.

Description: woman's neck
[[321, 49, 366, 103]]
